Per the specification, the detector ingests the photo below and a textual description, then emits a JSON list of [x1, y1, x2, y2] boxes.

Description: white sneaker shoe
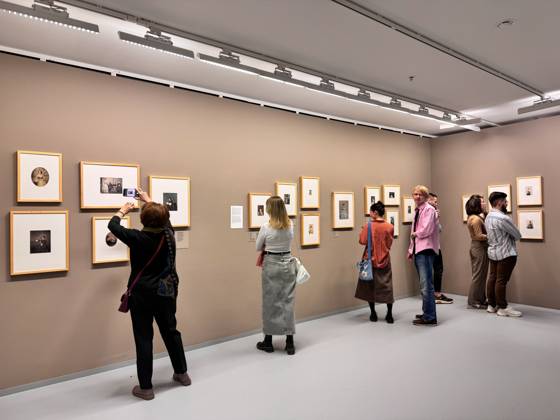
[[497, 306, 522, 317], [487, 305, 497, 314]]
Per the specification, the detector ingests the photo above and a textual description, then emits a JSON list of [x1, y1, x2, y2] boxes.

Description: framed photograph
[[275, 182, 298, 217], [364, 186, 381, 215], [332, 192, 354, 229], [402, 195, 415, 224], [386, 209, 399, 237], [92, 216, 130, 264], [300, 213, 320, 246], [516, 176, 543, 207], [488, 184, 512, 213], [10, 210, 69, 276], [248, 193, 271, 229], [462, 195, 471, 222], [149, 176, 191, 227], [383, 185, 401, 206], [300, 176, 320, 209], [17, 150, 63, 202], [80, 161, 140, 209], [518, 209, 544, 240]]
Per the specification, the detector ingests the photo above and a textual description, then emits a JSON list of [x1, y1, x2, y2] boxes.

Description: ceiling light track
[[331, 0, 545, 99], [56, 0, 483, 126], [117, 28, 194, 59], [0, 0, 99, 33], [518, 97, 560, 115]]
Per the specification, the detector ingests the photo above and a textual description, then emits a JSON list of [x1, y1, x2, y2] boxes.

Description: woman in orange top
[[355, 201, 395, 323]]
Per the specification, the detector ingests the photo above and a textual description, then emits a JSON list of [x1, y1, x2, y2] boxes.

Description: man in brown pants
[[484, 191, 522, 317]]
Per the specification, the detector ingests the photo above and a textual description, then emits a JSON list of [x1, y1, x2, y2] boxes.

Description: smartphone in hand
[[123, 188, 139, 198]]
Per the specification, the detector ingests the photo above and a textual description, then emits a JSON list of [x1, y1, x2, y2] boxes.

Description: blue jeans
[[414, 253, 437, 321]]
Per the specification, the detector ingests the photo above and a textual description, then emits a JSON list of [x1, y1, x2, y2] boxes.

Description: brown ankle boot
[[132, 385, 154, 400], [173, 372, 192, 386]]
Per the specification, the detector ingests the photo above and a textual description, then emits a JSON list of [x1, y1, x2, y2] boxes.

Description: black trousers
[[130, 292, 187, 389], [433, 250, 443, 293]]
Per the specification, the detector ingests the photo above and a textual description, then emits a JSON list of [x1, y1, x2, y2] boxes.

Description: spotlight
[[118, 29, 194, 60], [518, 98, 560, 115], [0, 0, 99, 33], [198, 50, 259, 75]]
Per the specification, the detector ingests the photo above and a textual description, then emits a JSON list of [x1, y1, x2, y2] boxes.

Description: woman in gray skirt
[[255, 196, 297, 355]]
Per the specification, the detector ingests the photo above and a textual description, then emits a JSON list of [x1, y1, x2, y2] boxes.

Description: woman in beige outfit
[[465, 195, 489, 309]]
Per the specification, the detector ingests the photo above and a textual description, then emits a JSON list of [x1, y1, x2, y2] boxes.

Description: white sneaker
[[487, 305, 497, 314], [497, 306, 522, 317]]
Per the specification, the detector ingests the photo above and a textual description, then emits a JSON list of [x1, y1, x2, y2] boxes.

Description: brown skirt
[[355, 263, 394, 304]]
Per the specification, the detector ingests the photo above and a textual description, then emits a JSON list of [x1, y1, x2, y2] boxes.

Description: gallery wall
[[431, 115, 560, 310], [0, 53, 430, 390]]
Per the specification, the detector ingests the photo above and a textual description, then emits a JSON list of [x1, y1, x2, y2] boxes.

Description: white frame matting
[[92, 216, 130, 264], [80, 161, 140, 209], [149, 176, 191, 228]]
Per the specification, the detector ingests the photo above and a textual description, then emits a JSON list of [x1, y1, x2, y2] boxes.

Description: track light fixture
[[198, 50, 259, 75], [118, 28, 194, 59], [518, 98, 560, 115], [0, 0, 99, 33], [259, 66, 304, 88]]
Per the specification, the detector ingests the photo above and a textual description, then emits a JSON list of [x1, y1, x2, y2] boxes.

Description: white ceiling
[[1, 0, 559, 137]]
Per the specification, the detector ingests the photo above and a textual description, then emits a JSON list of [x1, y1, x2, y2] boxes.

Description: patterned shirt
[[485, 209, 521, 261]]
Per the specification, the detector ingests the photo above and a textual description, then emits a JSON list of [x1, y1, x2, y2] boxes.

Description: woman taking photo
[[255, 196, 297, 355], [465, 194, 489, 309], [355, 201, 395, 323], [109, 187, 190, 400]]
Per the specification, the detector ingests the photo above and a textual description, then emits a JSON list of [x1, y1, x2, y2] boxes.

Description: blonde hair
[[266, 196, 290, 230], [413, 185, 430, 198]]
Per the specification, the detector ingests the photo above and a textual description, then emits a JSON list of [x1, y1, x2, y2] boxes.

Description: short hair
[[466, 194, 483, 216], [489, 191, 507, 207], [140, 202, 170, 228], [413, 185, 430, 198], [370, 201, 386, 217], [429, 192, 438, 198]]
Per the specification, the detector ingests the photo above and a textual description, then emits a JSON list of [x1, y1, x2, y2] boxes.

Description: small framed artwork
[[80, 161, 140, 209], [248, 193, 271, 229], [462, 195, 471, 222], [17, 150, 63, 202], [518, 209, 544, 240], [275, 182, 298, 217], [488, 184, 512, 213], [300, 176, 320, 209], [300, 213, 320, 246], [516, 176, 543, 207], [402, 195, 415, 224], [364, 186, 381, 215], [332, 192, 354, 229], [383, 185, 401, 206], [92, 216, 130, 264], [149, 176, 191, 227], [10, 210, 69, 276], [386, 209, 399, 237]]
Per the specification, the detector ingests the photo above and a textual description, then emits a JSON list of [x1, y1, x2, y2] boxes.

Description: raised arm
[[108, 202, 139, 247]]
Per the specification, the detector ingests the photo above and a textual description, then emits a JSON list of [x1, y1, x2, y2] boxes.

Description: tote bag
[[357, 222, 374, 281]]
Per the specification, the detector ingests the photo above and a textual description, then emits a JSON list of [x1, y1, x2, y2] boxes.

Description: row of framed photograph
[[9, 211, 132, 276], [461, 177, 544, 240], [16, 151, 191, 228]]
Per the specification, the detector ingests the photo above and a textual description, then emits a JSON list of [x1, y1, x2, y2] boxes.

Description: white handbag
[[293, 257, 310, 284]]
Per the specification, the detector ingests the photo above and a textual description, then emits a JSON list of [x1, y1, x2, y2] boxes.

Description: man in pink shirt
[[408, 185, 440, 325]]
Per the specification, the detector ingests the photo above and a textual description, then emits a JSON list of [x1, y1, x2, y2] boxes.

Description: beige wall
[[0, 54, 429, 390], [431, 116, 560, 310]]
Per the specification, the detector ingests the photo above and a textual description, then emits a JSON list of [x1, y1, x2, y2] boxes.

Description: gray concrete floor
[[1, 295, 559, 420]]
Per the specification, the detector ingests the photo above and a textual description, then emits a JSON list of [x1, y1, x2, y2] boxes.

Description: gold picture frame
[[332, 191, 355, 229], [383, 184, 401, 206], [299, 176, 320, 209], [248, 192, 271, 229], [275, 181, 298, 217], [386, 209, 400, 237], [402, 195, 414, 224], [149, 175, 191, 228], [364, 185, 381, 216], [80, 161, 140, 209], [10, 210, 69, 276], [300, 213, 320, 246], [92, 216, 131, 264], [17, 150, 63, 203], [488, 184, 512, 213], [516, 176, 543, 207], [517, 209, 544, 241]]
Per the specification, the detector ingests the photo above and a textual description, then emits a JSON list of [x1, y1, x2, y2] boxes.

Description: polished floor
[[2, 295, 559, 420]]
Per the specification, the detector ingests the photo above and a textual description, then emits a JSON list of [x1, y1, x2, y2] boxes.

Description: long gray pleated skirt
[[261, 254, 297, 335]]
